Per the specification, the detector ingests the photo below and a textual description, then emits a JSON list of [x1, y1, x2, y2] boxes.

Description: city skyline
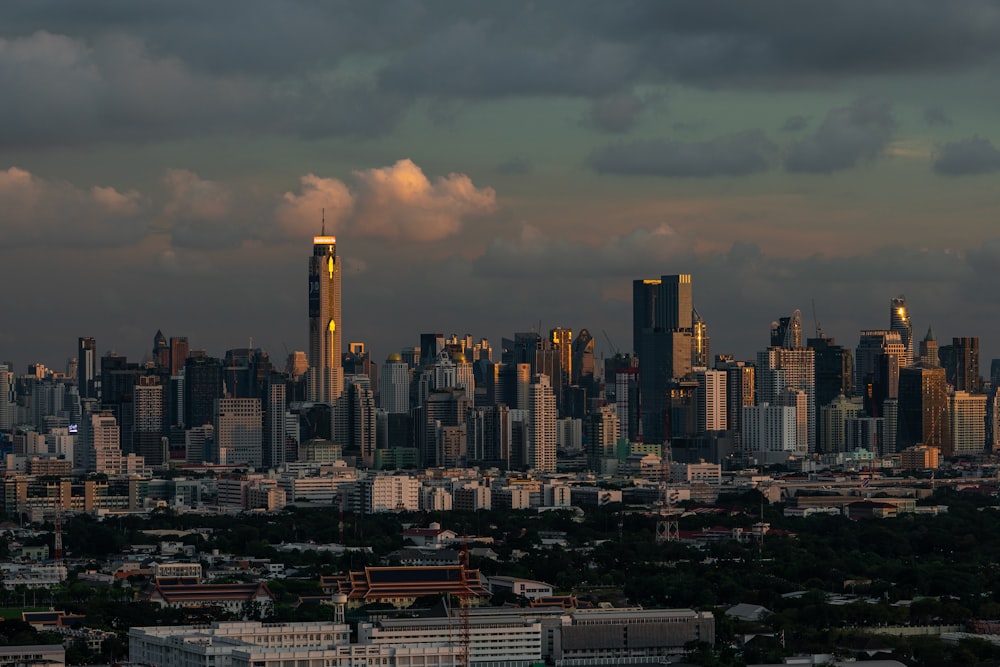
[[4, 3, 1000, 370]]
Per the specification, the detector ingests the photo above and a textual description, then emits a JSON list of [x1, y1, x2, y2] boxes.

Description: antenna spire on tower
[[321, 208, 326, 235]]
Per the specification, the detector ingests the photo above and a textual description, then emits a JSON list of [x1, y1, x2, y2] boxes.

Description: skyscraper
[[756, 346, 816, 453], [77, 337, 97, 400], [890, 295, 914, 367], [527, 374, 557, 472], [940, 336, 981, 393], [308, 233, 343, 404], [633, 274, 695, 442], [897, 365, 948, 450]]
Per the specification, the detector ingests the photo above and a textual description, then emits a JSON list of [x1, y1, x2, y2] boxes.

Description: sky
[[3, 1, 1000, 374]]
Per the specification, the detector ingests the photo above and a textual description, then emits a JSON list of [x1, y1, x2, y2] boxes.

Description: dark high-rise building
[[808, 336, 853, 408], [715, 356, 754, 453], [308, 233, 343, 404], [134, 375, 165, 465], [153, 330, 170, 371], [571, 329, 595, 387], [770, 311, 803, 349], [869, 352, 900, 419], [419, 333, 445, 367], [100, 353, 141, 453], [183, 352, 223, 430], [169, 337, 189, 376], [897, 366, 949, 450], [633, 274, 695, 443], [632, 279, 660, 357], [855, 330, 905, 397], [77, 337, 97, 400], [414, 388, 470, 467], [692, 308, 710, 368], [940, 336, 981, 393]]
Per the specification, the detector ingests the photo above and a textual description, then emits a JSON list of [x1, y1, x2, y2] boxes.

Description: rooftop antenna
[[811, 298, 822, 338], [321, 208, 325, 235]]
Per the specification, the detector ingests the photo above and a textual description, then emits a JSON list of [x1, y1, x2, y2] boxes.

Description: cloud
[[495, 157, 532, 175], [377, 20, 638, 98], [275, 174, 355, 239], [0, 166, 146, 247], [932, 136, 1000, 175], [276, 159, 497, 242], [474, 223, 694, 278], [588, 130, 777, 177], [923, 106, 952, 127], [781, 115, 809, 132], [584, 91, 648, 133], [784, 97, 897, 173], [350, 159, 498, 241]]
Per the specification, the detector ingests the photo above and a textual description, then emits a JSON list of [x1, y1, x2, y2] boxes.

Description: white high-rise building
[[742, 403, 798, 464], [756, 347, 816, 452], [528, 374, 557, 473], [694, 367, 727, 432], [264, 382, 287, 469], [379, 354, 410, 414], [950, 391, 986, 457], [307, 233, 343, 404], [214, 398, 262, 467]]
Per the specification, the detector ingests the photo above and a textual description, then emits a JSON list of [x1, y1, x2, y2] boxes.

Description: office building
[[214, 398, 262, 467], [940, 336, 981, 393], [133, 375, 165, 466], [918, 326, 939, 368], [897, 366, 949, 451], [379, 354, 410, 414], [715, 356, 754, 453], [890, 295, 914, 367], [756, 346, 816, 452], [819, 394, 864, 453], [307, 233, 343, 404], [770, 310, 802, 349], [742, 403, 798, 463], [855, 330, 905, 398], [184, 352, 223, 430], [634, 275, 695, 442], [77, 337, 97, 400]]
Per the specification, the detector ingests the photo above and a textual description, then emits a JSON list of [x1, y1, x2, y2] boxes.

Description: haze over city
[[4, 2, 1000, 371]]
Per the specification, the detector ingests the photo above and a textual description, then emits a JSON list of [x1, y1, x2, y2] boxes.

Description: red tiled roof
[[339, 566, 490, 604]]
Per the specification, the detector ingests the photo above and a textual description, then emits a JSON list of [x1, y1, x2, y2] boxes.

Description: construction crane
[[457, 544, 472, 667], [602, 329, 620, 357]]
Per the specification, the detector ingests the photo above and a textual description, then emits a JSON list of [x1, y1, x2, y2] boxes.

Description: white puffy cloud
[[275, 159, 497, 242]]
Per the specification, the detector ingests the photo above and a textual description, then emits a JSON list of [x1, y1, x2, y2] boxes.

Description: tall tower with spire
[[307, 218, 343, 404], [890, 295, 914, 367]]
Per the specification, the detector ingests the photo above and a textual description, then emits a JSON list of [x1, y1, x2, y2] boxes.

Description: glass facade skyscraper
[[308, 234, 343, 404]]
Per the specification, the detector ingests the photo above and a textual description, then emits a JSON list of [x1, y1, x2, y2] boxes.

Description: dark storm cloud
[[781, 115, 809, 132], [376, 21, 638, 98], [583, 91, 648, 133], [588, 131, 777, 178], [932, 136, 1000, 175], [626, 1, 1000, 84], [923, 106, 952, 126], [784, 97, 897, 173], [2, 2, 1000, 149]]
